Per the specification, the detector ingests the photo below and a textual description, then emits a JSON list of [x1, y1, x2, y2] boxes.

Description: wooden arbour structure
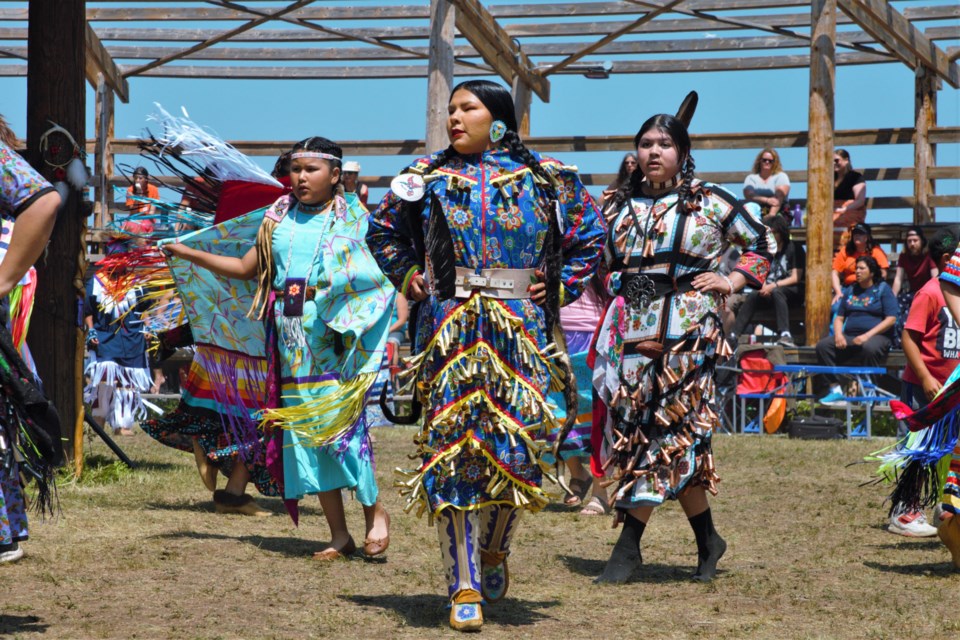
[[4, 0, 959, 458]]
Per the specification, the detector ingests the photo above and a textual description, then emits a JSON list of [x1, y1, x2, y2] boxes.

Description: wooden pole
[[805, 0, 836, 346], [426, 0, 454, 153], [914, 65, 939, 224], [512, 76, 532, 138], [26, 0, 87, 460], [93, 73, 115, 230]]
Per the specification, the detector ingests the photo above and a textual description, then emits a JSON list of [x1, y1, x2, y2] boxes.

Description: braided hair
[[250, 136, 343, 320], [609, 113, 699, 215]]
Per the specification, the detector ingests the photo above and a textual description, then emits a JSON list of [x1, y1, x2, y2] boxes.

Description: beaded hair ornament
[[290, 151, 340, 161]]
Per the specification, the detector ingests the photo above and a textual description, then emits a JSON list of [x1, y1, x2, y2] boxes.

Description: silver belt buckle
[[623, 274, 656, 309], [467, 274, 489, 288]]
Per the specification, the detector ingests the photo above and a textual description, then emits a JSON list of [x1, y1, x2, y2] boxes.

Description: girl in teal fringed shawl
[[165, 137, 395, 560]]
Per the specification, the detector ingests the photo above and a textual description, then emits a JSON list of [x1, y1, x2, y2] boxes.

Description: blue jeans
[[898, 381, 929, 440]]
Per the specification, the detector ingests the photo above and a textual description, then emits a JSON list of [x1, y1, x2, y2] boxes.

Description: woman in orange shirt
[[832, 222, 888, 304]]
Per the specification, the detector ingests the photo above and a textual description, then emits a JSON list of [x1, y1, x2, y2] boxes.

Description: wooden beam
[[838, 0, 960, 88], [84, 22, 128, 102], [914, 66, 939, 223], [124, 0, 316, 78], [805, 0, 836, 347], [544, 0, 686, 76], [91, 127, 960, 157], [426, 0, 454, 152], [448, 0, 550, 101], [25, 6, 958, 44], [27, 0, 87, 463]]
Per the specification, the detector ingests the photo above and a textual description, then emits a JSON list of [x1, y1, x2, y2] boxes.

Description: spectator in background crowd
[[887, 229, 959, 537], [892, 225, 938, 347], [817, 255, 896, 406], [833, 148, 867, 228], [599, 152, 637, 207], [743, 147, 790, 222], [728, 215, 805, 347], [832, 222, 888, 305], [123, 167, 158, 241], [341, 160, 369, 209]]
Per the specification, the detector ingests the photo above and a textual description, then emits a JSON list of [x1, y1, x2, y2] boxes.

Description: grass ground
[[1, 426, 958, 639]]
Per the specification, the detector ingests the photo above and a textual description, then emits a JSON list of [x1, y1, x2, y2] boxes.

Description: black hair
[[845, 223, 876, 255], [928, 228, 958, 265], [835, 148, 851, 163], [290, 136, 343, 196], [764, 214, 790, 249], [904, 225, 928, 251], [855, 255, 882, 283], [272, 150, 292, 179], [611, 113, 697, 214], [612, 153, 638, 190], [133, 166, 149, 178]]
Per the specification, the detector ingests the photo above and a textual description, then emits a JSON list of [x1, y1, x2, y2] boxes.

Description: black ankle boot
[[594, 513, 645, 584], [689, 509, 726, 582]]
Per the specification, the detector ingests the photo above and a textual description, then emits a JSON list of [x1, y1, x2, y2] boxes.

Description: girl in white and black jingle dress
[[593, 113, 772, 583]]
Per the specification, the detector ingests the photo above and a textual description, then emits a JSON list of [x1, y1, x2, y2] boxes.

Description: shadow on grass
[[340, 593, 559, 628], [144, 499, 322, 517], [152, 530, 325, 557], [872, 539, 945, 551], [863, 560, 958, 576], [557, 554, 696, 583], [0, 614, 48, 635], [84, 453, 180, 473]]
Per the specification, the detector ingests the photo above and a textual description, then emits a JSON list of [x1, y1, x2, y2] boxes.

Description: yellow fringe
[[261, 372, 375, 448]]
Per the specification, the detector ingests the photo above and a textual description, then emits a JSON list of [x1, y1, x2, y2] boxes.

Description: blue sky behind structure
[[0, 0, 957, 221]]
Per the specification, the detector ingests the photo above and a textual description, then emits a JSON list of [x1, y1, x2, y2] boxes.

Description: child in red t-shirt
[[890, 231, 959, 537]]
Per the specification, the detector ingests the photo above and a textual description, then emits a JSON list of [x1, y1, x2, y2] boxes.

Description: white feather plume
[[146, 103, 281, 188]]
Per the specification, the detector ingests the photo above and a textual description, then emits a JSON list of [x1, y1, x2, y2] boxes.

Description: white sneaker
[[0, 541, 23, 563], [888, 511, 938, 537]]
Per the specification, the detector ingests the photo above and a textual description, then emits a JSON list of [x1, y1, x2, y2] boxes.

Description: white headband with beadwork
[[291, 151, 340, 161]]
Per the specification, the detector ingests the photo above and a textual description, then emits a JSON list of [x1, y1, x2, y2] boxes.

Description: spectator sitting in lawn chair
[[816, 255, 896, 406]]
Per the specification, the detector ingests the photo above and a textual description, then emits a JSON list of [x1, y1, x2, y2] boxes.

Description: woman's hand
[[692, 272, 733, 295], [529, 269, 547, 306], [834, 333, 848, 349], [407, 274, 428, 302], [851, 334, 868, 347], [831, 291, 843, 305]]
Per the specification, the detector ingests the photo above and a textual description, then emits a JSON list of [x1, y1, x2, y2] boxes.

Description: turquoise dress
[[264, 194, 395, 505]]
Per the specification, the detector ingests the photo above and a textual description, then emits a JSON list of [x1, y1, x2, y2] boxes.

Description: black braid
[[502, 130, 558, 202], [676, 154, 699, 214], [610, 165, 644, 214]]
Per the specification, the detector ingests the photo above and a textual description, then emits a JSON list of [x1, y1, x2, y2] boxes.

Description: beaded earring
[[489, 120, 507, 144]]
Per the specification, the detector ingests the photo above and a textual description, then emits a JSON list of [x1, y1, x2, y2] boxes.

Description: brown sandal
[[564, 477, 593, 507], [313, 537, 357, 561], [363, 511, 390, 557]]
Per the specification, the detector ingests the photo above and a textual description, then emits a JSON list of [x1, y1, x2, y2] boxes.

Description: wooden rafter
[[85, 23, 128, 102], [448, 0, 550, 101], [544, 0, 686, 76], [837, 0, 960, 88], [124, 0, 316, 78]]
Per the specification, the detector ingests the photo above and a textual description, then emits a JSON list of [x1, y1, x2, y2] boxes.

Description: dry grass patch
[[2, 427, 958, 639]]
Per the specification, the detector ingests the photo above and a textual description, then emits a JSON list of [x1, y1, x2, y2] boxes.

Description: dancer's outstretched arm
[[165, 243, 257, 280]]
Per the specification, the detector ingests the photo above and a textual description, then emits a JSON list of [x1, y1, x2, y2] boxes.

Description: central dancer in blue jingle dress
[[367, 80, 604, 631]]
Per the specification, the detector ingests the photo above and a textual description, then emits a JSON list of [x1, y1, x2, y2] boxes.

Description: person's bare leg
[[224, 462, 251, 496], [317, 490, 354, 555], [213, 462, 271, 516], [564, 456, 592, 506]]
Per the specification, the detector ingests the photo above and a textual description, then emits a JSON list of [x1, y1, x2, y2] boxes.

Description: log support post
[[805, 0, 836, 346], [27, 0, 87, 460], [426, 0, 455, 153], [914, 66, 939, 224]]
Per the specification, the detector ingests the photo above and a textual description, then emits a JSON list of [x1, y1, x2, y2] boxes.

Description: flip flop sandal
[[579, 495, 610, 516], [563, 476, 593, 507]]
